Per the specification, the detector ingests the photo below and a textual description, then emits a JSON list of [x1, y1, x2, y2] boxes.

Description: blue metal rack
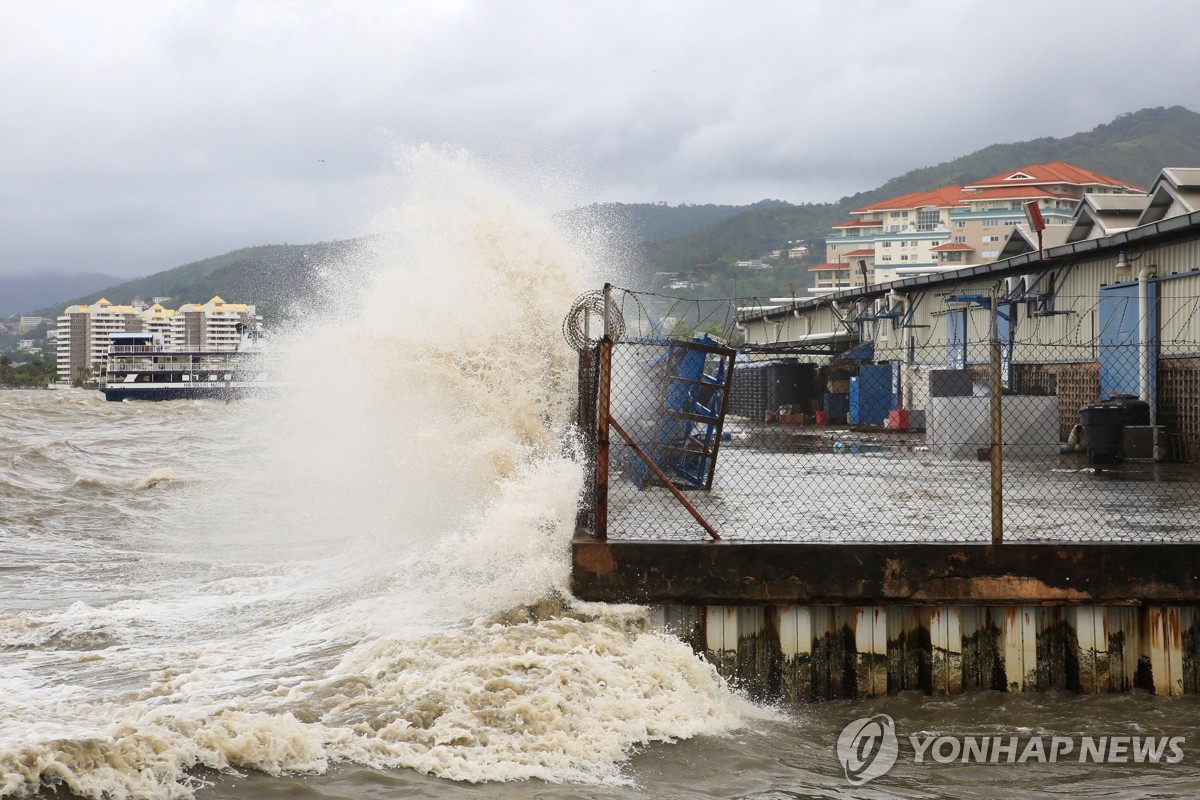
[[631, 336, 736, 491]]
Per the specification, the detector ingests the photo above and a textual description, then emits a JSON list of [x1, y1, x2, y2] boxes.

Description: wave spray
[[0, 145, 746, 799]]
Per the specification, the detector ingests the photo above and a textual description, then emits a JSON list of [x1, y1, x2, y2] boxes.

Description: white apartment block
[[140, 303, 177, 344], [169, 296, 259, 350], [56, 299, 139, 384], [818, 162, 1143, 291], [55, 296, 261, 384]]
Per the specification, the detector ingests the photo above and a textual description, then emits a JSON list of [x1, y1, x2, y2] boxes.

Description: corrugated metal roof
[[1084, 194, 1150, 212], [741, 207, 1200, 323], [1163, 168, 1200, 188]]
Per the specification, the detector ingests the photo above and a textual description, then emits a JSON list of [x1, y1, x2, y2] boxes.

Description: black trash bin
[[1079, 395, 1150, 463]]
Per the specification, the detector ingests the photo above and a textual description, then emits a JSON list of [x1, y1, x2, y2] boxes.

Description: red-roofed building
[[824, 187, 968, 287], [808, 261, 870, 294], [964, 161, 1143, 192], [823, 161, 1146, 287]]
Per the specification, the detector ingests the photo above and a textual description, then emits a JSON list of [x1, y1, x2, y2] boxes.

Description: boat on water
[[99, 329, 277, 401]]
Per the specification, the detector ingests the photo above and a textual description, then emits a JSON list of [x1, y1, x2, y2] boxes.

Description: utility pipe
[[889, 290, 908, 409], [1137, 263, 1159, 459]]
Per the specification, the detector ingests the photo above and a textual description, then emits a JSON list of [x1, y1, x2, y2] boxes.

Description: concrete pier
[[576, 538, 1200, 699]]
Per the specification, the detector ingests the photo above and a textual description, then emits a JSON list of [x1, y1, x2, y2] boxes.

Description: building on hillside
[[18, 316, 49, 333], [54, 296, 261, 385], [817, 162, 1144, 293], [170, 296, 261, 350], [741, 165, 1200, 457], [825, 186, 969, 288], [809, 251, 874, 293]]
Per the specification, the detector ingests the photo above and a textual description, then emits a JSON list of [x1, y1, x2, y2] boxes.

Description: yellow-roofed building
[[56, 298, 138, 385], [55, 296, 262, 385], [170, 296, 261, 351]]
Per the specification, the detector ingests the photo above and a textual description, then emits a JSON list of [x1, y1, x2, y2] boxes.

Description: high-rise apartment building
[[56, 299, 139, 385]]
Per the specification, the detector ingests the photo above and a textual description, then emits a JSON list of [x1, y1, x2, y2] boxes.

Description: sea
[[3, 147, 1199, 799]]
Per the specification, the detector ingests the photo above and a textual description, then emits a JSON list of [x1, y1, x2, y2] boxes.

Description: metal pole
[[989, 293, 1003, 546], [575, 347, 597, 534], [595, 284, 613, 541], [609, 417, 720, 540], [1138, 263, 1159, 460]]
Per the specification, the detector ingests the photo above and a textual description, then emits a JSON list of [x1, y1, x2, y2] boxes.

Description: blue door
[[1098, 282, 1157, 401]]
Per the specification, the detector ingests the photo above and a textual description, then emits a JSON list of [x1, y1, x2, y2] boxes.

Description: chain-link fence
[[569, 286, 1200, 543]]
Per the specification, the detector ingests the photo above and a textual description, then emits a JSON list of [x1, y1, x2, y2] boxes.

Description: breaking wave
[[0, 145, 748, 799]]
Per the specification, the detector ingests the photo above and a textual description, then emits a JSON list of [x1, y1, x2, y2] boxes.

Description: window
[[982, 218, 1000, 227], [982, 250, 999, 258], [900, 255, 909, 261], [881, 255, 893, 261], [954, 236, 966, 244], [917, 206, 940, 231], [930, 241, 941, 247], [882, 241, 892, 248], [956, 220, 967, 228], [983, 235, 1001, 243], [890, 211, 906, 218]]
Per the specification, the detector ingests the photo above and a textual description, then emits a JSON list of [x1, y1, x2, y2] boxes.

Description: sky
[[3, 0, 1200, 278]]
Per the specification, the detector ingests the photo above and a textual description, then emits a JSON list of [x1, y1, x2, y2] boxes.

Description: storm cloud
[[2, 0, 1198, 276]]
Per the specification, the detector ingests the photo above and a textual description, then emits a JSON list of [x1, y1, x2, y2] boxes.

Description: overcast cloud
[[2, 0, 1199, 277]]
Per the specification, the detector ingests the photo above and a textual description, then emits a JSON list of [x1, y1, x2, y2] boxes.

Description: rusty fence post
[[575, 346, 598, 534], [594, 284, 613, 541]]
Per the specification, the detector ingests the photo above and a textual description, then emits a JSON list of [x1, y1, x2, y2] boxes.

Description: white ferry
[[99, 329, 277, 401]]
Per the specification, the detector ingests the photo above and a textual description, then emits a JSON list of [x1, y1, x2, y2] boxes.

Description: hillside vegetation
[[33, 240, 357, 321]]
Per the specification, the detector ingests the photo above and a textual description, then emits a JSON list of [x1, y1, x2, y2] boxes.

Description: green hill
[[635, 105, 1200, 298], [556, 199, 789, 244], [34, 240, 358, 321]]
